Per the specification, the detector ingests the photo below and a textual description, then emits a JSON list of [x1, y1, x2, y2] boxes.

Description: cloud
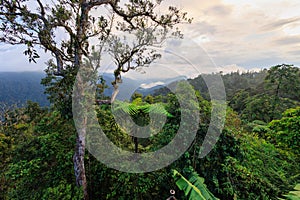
[[273, 36, 300, 45], [140, 81, 165, 89], [0, 44, 51, 72], [1, 0, 300, 74], [189, 21, 217, 36], [181, 0, 300, 69], [217, 64, 261, 74], [260, 17, 300, 31], [204, 5, 233, 16], [288, 50, 300, 56]]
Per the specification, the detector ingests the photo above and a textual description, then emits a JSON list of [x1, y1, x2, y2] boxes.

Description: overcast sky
[[0, 0, 300, 75]]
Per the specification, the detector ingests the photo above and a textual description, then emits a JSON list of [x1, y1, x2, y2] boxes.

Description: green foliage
[[229, 89, 250, 113], [114, 98, 172, 119], [265, 64, 300, 100], [1, 64, 300, 200], [41, 63, 77, 118], [225, 133, 300, 199], [266, 107, 300, 154], [155, 67, 299, 124], [102, 171, 169, 200], [223, 66, 300, 123], [280, 184, 300, 200], [172, 169, 219, 200], [185, 70, 267, 101], [1, 94, 299, 200], [41, 181, 83, 200], [2, 110, 83, 199], [91, 103, 174, 199], [252, 124, 270, 134], [193, 128, 242, 199], [112, 97, 172, 153], [241, 94, 299, 122], [0, 103, 175, 199], [131, 92, 143, 101], [0, 132, 12, 199]]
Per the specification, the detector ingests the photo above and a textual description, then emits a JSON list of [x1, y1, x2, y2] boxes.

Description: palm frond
[[148, 103, 173, 117], [172, 169, 219, 200], [113, 101, 172, 117], [112, 101, 139, 116]]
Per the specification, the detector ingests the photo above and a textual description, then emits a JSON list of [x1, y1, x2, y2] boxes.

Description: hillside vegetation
[[0, 64, 299, 199]]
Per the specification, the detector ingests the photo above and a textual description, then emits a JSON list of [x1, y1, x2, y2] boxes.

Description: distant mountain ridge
[[101, 73, 187, 100], [0, 71, 186, 107], [152, 70, 268, 100], [0, 70, 270, 108], [0, 72, 49, 107]]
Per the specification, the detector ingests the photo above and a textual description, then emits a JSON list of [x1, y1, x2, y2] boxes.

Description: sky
[[0, 0, 300, 75]]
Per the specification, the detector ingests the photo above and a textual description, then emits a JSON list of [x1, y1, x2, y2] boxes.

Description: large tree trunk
[[73, 2, 91, 199], [73, 126, 88, 200], [73, 73, 89, 200]]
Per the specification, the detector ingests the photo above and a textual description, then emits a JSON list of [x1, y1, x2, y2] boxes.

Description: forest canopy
[[0, 64, 299, 199], [0, 0, 299, 199]]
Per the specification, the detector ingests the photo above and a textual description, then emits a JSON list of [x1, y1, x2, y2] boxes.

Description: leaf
[[281, 184, 300, 200], [172, 169, 219, 200], [148, 103, 173, 117], [113, 100, 172, 117]]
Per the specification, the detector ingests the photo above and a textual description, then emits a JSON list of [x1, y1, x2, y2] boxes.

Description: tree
[[265, 64, 300, 101], [228, 89, 250, 114], [3, 109, 84, 199], [240, 93, 299, 123], [0, 1, 191, 199], [266, 107, 300, 154], [112, 97, 172, 153]]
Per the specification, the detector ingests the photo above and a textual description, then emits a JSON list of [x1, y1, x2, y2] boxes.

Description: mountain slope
[[0, 72, 49, 107]]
